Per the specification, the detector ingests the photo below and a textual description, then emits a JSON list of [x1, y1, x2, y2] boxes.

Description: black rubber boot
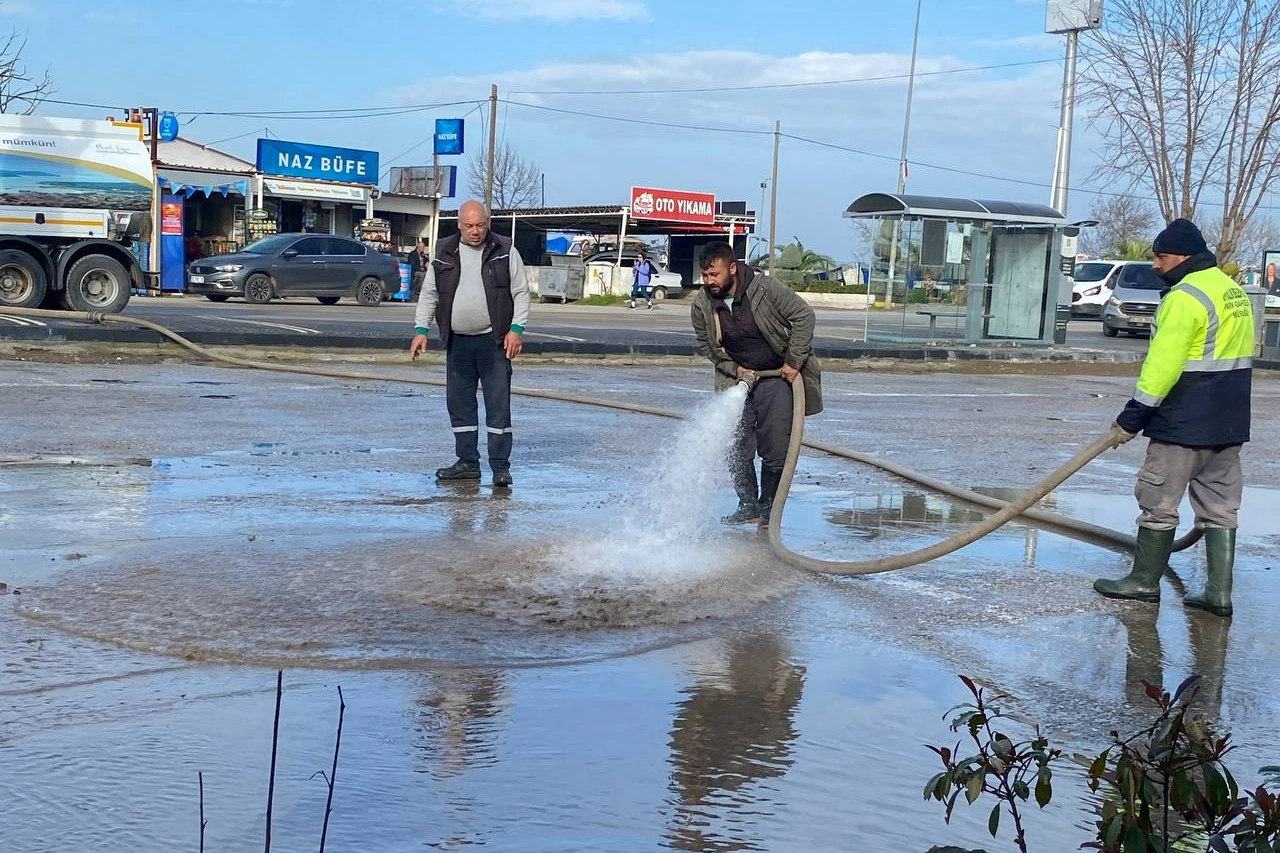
[[492, 468, 513, 488], [757, 466, 783, 527], [436, 460, 481, 480], [1184, 527, 1234, 617], [1093, 527, 1173, 603], [723, 458, 760, 525]]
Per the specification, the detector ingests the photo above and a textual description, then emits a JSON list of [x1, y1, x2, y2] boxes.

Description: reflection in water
[[411, 669, 508, 781], [665, 635, 805, 852], [1113, 605, 1229, 719]]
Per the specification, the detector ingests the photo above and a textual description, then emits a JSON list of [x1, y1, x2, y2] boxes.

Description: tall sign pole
[[768, 120, 780, 278], [1046, 0, 1103, 215], [885, 0, 922, 310], [485, 84, 498, 211]]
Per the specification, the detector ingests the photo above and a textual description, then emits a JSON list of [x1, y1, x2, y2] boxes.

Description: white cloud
[[0, 1, 34, 15], [434, 0, 647, 21], [976, 33, 1062, 50], [386, 47, 1080, 254]]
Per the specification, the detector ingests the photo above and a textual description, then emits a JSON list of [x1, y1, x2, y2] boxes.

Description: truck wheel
[[62, 254, 130, 313], [0, 250, 47, 309], [244, 274, 273, 304], [355, 277, 385, 306]]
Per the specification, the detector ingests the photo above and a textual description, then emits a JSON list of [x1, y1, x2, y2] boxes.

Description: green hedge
[[789, 280, 869, 294]]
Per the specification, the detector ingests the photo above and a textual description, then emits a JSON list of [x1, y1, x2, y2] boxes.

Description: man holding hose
[[691, 242, 822, 527], [1093, 219, 1253, 617]]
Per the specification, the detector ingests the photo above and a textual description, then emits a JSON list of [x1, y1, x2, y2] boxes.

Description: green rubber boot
[[1094, 527, 1173, 603], [1184, 527, 1234, 618]]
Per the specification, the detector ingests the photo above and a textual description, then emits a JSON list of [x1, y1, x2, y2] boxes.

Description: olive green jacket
[[690, 265, 823, 415]]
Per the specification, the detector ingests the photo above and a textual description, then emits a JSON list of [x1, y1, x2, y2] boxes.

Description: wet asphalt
[[1, 357, 1278, 852]]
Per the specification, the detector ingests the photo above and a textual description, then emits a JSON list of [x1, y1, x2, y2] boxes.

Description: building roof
[[150, 137, 256, 174], [843, 193, 1067, 225], [436, 204, 756, 236]]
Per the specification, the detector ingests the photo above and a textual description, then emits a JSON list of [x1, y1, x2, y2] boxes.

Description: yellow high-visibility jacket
[[1123, 263, 1252, 446]]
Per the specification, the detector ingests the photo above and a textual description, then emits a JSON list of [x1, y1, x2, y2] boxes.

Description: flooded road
[[3, 361, 1278, 852]]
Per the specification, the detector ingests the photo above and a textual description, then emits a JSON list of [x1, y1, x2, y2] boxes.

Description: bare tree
[[466, 142, 542, 210], [1079, 0, 1280, 263], [1079, 194, 1158, 257], [0, 31, 54, 114], [1205, 214, 1280, 267]]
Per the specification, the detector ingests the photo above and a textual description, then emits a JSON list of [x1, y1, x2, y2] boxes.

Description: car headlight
[[215, 264, 244, 273], [1106, 296, 1121, 309], [1083, 285, 1101, 296]]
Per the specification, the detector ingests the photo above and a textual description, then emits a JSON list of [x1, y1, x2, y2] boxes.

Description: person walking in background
[[1093, 218, 1253, 617], [409, 200, 530, 488], [690, 241, 822, 527], [629, 253, 655, 310], [407, 238, 430, 299]]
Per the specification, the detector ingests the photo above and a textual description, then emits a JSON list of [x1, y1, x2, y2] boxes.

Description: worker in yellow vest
[[1094, 218, 1253, 618]]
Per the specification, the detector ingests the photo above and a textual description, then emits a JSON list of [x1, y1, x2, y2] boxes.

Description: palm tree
[[754, 240, 836, 286]]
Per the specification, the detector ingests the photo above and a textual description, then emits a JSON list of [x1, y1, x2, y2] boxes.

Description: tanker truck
[[0, 114, 153, 313]]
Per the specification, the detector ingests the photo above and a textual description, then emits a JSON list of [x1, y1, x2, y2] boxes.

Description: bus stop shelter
[[843, 193, 1073, 345]]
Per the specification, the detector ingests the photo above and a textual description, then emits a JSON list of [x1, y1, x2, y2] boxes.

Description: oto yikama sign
[[629, 186, 716, 225]]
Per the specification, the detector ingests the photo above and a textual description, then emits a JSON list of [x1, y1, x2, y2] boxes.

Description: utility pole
[[768, 120, 780, 279], [485, 84, 498, 211], [885, 0, 922, 311]]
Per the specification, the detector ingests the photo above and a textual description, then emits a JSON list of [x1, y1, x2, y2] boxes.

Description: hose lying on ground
[[2, 306, 1200, 568]]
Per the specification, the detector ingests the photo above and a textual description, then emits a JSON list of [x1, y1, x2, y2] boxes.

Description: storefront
[[254, 137, 378, 241], [152, 137, 258, 290]]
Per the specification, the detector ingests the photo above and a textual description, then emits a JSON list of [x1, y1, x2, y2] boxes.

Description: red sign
[[629, 186, 716, 225], [161, 201, 183, 235]]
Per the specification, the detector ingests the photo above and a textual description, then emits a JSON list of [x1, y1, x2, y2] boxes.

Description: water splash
[[555, 383, 749, 581]]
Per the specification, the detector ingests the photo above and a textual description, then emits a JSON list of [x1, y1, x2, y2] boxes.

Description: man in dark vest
[[409, 200, 530, 488]]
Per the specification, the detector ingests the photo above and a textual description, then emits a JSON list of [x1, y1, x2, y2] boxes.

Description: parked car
[[187, 233, 398, 306], [1070, 259, 1127, 317], [1101, 261, 1164, 337], [583, 250, 685, 300]]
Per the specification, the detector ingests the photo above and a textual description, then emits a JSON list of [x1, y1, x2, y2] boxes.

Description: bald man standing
[[410, 200, 530, 488]]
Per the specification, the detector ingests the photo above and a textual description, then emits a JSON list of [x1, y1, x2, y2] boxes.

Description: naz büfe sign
[[630, 186, 716, 225], [256, 138, 379, 185]]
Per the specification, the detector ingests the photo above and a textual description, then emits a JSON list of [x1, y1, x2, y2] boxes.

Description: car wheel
[[244, 274, 273, 304], [355, 276, 384, 307], [204, 295, 230, 303], [650, 287, 667, 301], [316, 296, 340, 305], [61, 254, 130, 313], [1103, 323, 1118, 338], [0, 250, 48, 308]]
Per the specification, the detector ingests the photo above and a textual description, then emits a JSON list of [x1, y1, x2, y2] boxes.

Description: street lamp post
[[1046, 0, 1103, 215]]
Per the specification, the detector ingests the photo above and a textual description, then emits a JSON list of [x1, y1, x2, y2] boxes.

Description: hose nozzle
[[736, 371, 758, 393]]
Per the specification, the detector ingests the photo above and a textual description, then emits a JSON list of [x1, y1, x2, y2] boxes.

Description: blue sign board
[[256, 138, 379, 184], [433, 119, 465, 156], [157, 112, 180, 142]]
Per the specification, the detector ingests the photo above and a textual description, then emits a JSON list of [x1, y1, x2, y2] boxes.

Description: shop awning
[[263, 178, 368, 203], [158, 168, 249, 198]]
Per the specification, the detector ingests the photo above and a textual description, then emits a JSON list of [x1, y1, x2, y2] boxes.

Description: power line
[[40, 97, 487, 121], [510, 57, 1061, 96], [502, 99, 772, 136]]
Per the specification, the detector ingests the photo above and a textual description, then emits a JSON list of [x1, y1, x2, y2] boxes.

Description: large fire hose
[[1, 307, 1201, 570]]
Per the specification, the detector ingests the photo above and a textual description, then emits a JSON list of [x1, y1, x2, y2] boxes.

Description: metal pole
[[429, 151, 441, 259], [886, 0, 922, 311], [615, 207, 629, 296], [485, 84, 498, 211], [540, 173, 545, 207], [1049, 30, 1079, 215], [768, 119, 780, 279]]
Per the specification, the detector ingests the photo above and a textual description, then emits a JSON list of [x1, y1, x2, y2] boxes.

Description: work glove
[[1115, 398, 1155, 436]]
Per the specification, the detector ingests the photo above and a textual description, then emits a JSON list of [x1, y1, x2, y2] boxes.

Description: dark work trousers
[[728, 377, 794, 506], [445, 332, 513, 471]]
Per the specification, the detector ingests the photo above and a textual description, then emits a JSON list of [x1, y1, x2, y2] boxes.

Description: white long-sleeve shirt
[[414, 241, 530, 334]]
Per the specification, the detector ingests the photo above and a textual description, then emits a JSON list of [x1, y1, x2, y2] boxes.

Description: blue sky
[[9, 0, 1102, 258]]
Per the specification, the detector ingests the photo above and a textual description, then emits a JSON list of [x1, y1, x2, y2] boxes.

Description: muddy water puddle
[[3, 363, 1280, 851]]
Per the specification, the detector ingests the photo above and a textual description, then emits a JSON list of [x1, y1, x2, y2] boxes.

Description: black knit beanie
[[1152, 218, 1207, 256]]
